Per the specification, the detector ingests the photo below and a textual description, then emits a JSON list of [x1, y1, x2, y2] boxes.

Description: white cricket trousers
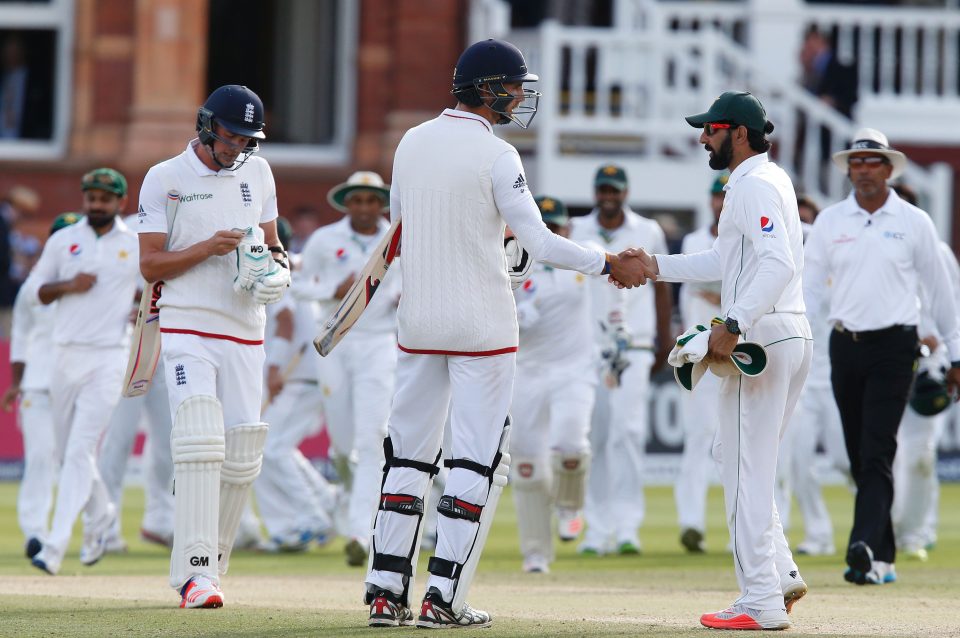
[[99, 361, 174, 540], [675, 370, 720, 534], [776, 382, 845, 544], [255, 380, 333, 540], [510, 359, 594, 457], [714, 314, 811, 611], [46, 344, 126, 563], [17, 390, 57, 541], [317, 332, 397, 542], [583, 349, 654, 548], [893, 406, 945, 550], [367, 350, 515, 603]]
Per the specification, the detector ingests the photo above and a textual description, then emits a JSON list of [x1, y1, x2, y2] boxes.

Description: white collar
[[186, 138, 237, 177], [440, 108, 493, 133], [725, 153, 769, 191]]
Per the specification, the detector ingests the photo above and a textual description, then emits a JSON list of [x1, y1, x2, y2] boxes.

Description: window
[[206, 0, 357, 165], [0, 0, 74, 159]]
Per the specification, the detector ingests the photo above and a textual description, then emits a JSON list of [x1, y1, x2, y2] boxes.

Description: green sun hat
[[81, 167, 127, 197], [327, 171, 390, 214], [534, 195, 569, 226]]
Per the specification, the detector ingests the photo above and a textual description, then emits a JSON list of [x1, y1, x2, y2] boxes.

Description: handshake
[[605, 248, 657, 288]]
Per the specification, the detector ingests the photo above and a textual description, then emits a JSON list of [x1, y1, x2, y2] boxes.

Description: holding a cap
[[632, 90, 811, 630], [804, 128, 960, 585], [568, 164, 672, 557]]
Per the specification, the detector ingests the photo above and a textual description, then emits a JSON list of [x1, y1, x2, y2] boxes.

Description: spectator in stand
[[800, 25, 858, 117]]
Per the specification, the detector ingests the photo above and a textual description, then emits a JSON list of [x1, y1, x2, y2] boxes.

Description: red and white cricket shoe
[[179, 575, 224, 609], [700, 604, 790, 630], [557, 508, 584, 542]]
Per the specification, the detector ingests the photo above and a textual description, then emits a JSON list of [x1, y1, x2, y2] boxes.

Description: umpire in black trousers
[[803, 128, 960, 585]]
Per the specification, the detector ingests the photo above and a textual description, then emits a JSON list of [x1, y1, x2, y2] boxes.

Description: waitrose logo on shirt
[[180, 193, 214, 203]]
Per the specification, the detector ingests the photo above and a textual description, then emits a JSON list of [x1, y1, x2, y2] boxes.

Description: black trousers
[[829, 325, 918, 564]]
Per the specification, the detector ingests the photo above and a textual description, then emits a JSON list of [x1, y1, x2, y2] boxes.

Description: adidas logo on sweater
[[512, 174, 527, 191]]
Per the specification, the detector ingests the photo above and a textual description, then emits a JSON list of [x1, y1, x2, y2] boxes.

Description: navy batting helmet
[[197, 85, 265, 168], [452, 39, 540, 128]]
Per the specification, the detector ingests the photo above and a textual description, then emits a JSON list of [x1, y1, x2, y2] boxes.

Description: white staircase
[[477, 0, 955, 238]]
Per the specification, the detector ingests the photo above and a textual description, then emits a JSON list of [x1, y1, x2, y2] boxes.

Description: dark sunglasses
[[704, 122, 735, 136], [847, 156, 890, 167]]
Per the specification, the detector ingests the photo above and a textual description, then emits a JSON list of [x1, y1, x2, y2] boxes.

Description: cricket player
[[2, 213, 81, 559], [570, 164, 672, 556], [298, 171, 399, 567], [674, 174, 725, 554], [26, 169, 141, 576], [363, 39, 645, 629], [511, 195, 596, 573], [632, 92, 811, 630], [137, 85, 290, 608]]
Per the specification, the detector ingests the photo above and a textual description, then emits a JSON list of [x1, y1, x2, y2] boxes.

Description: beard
[[86, 212, 116, 229], [707, 134, 734, 170]]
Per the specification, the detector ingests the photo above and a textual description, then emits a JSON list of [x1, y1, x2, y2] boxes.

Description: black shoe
[[25, 537, 41, 559], [416, 586, 492, 629], [368, 589, 414, 627], [846, 541, 873, 573], [680, 528, 706, 553]]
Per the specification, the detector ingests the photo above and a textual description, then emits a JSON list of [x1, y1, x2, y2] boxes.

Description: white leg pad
[[512, 457, 554, 561], [552, 451, 590, 510], [170, 395, 225, 590], [217, 423, 268, 576]]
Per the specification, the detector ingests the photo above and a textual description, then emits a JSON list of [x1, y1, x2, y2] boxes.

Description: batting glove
[[252, 259, 291, 304], [233, 227, 272, 294], [504, 236, 532, 290]]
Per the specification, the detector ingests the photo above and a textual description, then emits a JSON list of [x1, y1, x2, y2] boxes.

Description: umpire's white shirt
[[570, 208, 667, 348], [655, 153, 805, 332], [298, 216, 399, 336], [138, 139, 278, 343], [803, 188, 960, 360], [26, 216, 139, 348], [390, 108, 604, 355]]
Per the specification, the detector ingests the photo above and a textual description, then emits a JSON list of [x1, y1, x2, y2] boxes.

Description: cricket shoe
[[30, 550, 59, 576], [140, 527, 173, 548], [680, 528, 706, 553], [268, 528, 314, 553], [179, 575, 224, 609], [368, 589, 414, 627], [24, 537, 42, 559], [104, 535, 128, 554], [617, 540, 641, 555], [781, 572, 807, 614], [844, 541, 873, 585], [80, 503, 117, 566], [700, 604, 791, 630], [345, 537, 368, 567], [899, 544, 928, 562], [557, 508, 584, 542], [795, 539, 835, 556], [416, 587, 492, 629], [522, 552, 550, 574], [864, 561, 897, 585]]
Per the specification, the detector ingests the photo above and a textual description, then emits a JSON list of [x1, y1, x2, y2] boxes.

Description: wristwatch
[[724, 317, 741, 335], [951, 360, 960, 370]]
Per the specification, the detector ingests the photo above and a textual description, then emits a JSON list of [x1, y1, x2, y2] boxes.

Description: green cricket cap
[[685, 91, 773, 134], [594, 164, 628, 191], [50, 212, 82, 235], [534, 195, 569, 226], [81, 168, 128, 197], [711, 172, 730, 194]]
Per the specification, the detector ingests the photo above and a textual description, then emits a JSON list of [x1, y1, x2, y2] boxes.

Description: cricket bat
[[121, 190, 180, 397], [314, 218, 401, 356]]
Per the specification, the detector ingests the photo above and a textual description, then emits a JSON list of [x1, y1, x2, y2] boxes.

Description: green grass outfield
[[0, 482, 958, 637]]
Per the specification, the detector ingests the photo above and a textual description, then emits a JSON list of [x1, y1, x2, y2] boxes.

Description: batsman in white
[[569, 164, 672, 556], [137, 85, 290, 609], [631, 92, 811, 631], [255, 218, 336, 552], [510, 195, 597, 574], [363, 39, 646, 629], [2, 213, 81, 559], [673, 175, 725, 554], [298, 171, 399, 567], [26, 169, 141, 576]]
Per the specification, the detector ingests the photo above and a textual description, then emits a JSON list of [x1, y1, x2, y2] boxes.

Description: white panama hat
[[831, 128, 907, 180], [327, 171, 390, 214]]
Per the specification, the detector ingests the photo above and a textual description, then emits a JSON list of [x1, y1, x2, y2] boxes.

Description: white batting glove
[[504, 236, 532, 290], [252, 259, 291, 304], [233, 227, 272, 294]]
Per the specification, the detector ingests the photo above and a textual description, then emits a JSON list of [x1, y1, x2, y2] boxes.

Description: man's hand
[[607, 248, 658, 288], [266, 366, 284, 401], [334, 273, 357, 300], [1, 385, 20, 412], [206, 230, 245, 257], [705, 322, 739, 363], [252, 261, 292, 304], [71, 272, 97, 293]]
